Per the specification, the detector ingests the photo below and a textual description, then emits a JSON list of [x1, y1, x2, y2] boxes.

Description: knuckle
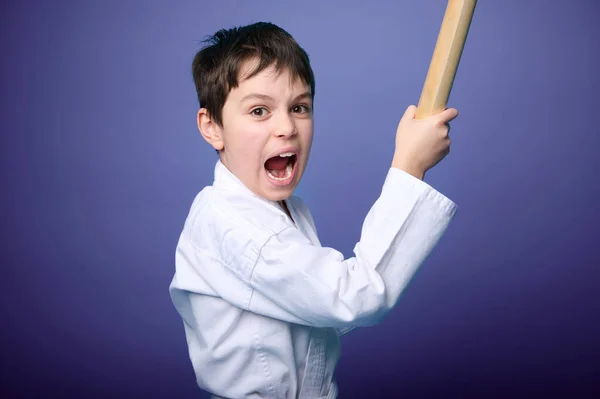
[[438, 126, 449, 138]]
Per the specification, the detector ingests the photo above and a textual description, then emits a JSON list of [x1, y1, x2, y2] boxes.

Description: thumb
[[435, 107, 459, 125]]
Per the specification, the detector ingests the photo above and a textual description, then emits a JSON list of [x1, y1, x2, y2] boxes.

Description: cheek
[[225, 125, 267, 166], [299, 122, 314, 148]]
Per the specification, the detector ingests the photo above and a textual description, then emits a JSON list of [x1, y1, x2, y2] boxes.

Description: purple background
[[2, 1, 599, 398]]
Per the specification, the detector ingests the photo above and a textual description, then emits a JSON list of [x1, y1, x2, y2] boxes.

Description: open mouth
[[264, 152, 297, 183]]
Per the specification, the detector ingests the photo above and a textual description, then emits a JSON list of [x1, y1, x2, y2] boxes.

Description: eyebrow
[[240, 92, 312, 104]]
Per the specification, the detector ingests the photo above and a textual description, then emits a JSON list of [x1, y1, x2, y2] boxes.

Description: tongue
[[265, 156, 288, 172]]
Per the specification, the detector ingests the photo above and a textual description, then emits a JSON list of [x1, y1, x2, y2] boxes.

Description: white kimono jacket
[[169, 160, 457, 398]]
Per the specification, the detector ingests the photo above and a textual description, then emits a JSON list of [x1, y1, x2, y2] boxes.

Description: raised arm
[[185, 166, 457, 329]]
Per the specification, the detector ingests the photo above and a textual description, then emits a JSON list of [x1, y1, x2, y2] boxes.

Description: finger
[[401, 105, 417, 122]]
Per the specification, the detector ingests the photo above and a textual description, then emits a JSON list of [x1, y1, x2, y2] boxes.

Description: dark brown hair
[[191, 22, 315, 127]]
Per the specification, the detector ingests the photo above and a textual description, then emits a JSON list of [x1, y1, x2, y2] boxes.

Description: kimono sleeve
[[222, 167, 458, 328]]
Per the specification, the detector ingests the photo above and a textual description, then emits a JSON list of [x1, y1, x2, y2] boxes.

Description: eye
[[292, 104, 310, 114], [250, 107, 268, 117]]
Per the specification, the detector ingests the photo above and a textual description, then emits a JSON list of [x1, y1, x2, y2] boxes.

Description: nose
[[274, 112, 296, 138]]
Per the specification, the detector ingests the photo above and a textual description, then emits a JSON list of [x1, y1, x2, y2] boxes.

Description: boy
[[169, 22, 458, 398]]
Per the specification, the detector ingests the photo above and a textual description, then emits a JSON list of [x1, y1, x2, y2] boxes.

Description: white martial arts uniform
[[169, 160, 457, 398]]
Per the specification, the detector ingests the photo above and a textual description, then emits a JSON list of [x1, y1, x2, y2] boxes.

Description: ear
[[197, 108, 224, 151]]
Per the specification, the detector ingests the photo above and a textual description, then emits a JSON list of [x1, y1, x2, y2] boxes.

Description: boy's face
[[200, 60, 314, 201]]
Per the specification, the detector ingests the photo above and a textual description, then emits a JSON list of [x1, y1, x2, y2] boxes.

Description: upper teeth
[[279, 152, 294, 157]]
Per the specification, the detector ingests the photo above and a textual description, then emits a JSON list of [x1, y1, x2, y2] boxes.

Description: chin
[[262, 186, 295, 202]]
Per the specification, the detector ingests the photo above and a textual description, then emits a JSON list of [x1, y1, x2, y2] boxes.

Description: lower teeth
[[267, 164, 293, 181]]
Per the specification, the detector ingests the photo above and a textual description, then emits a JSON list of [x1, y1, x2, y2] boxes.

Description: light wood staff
[[416, 0, 478, 119]]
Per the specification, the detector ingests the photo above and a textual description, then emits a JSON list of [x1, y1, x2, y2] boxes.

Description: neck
[[279, 200, 293, 221]]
